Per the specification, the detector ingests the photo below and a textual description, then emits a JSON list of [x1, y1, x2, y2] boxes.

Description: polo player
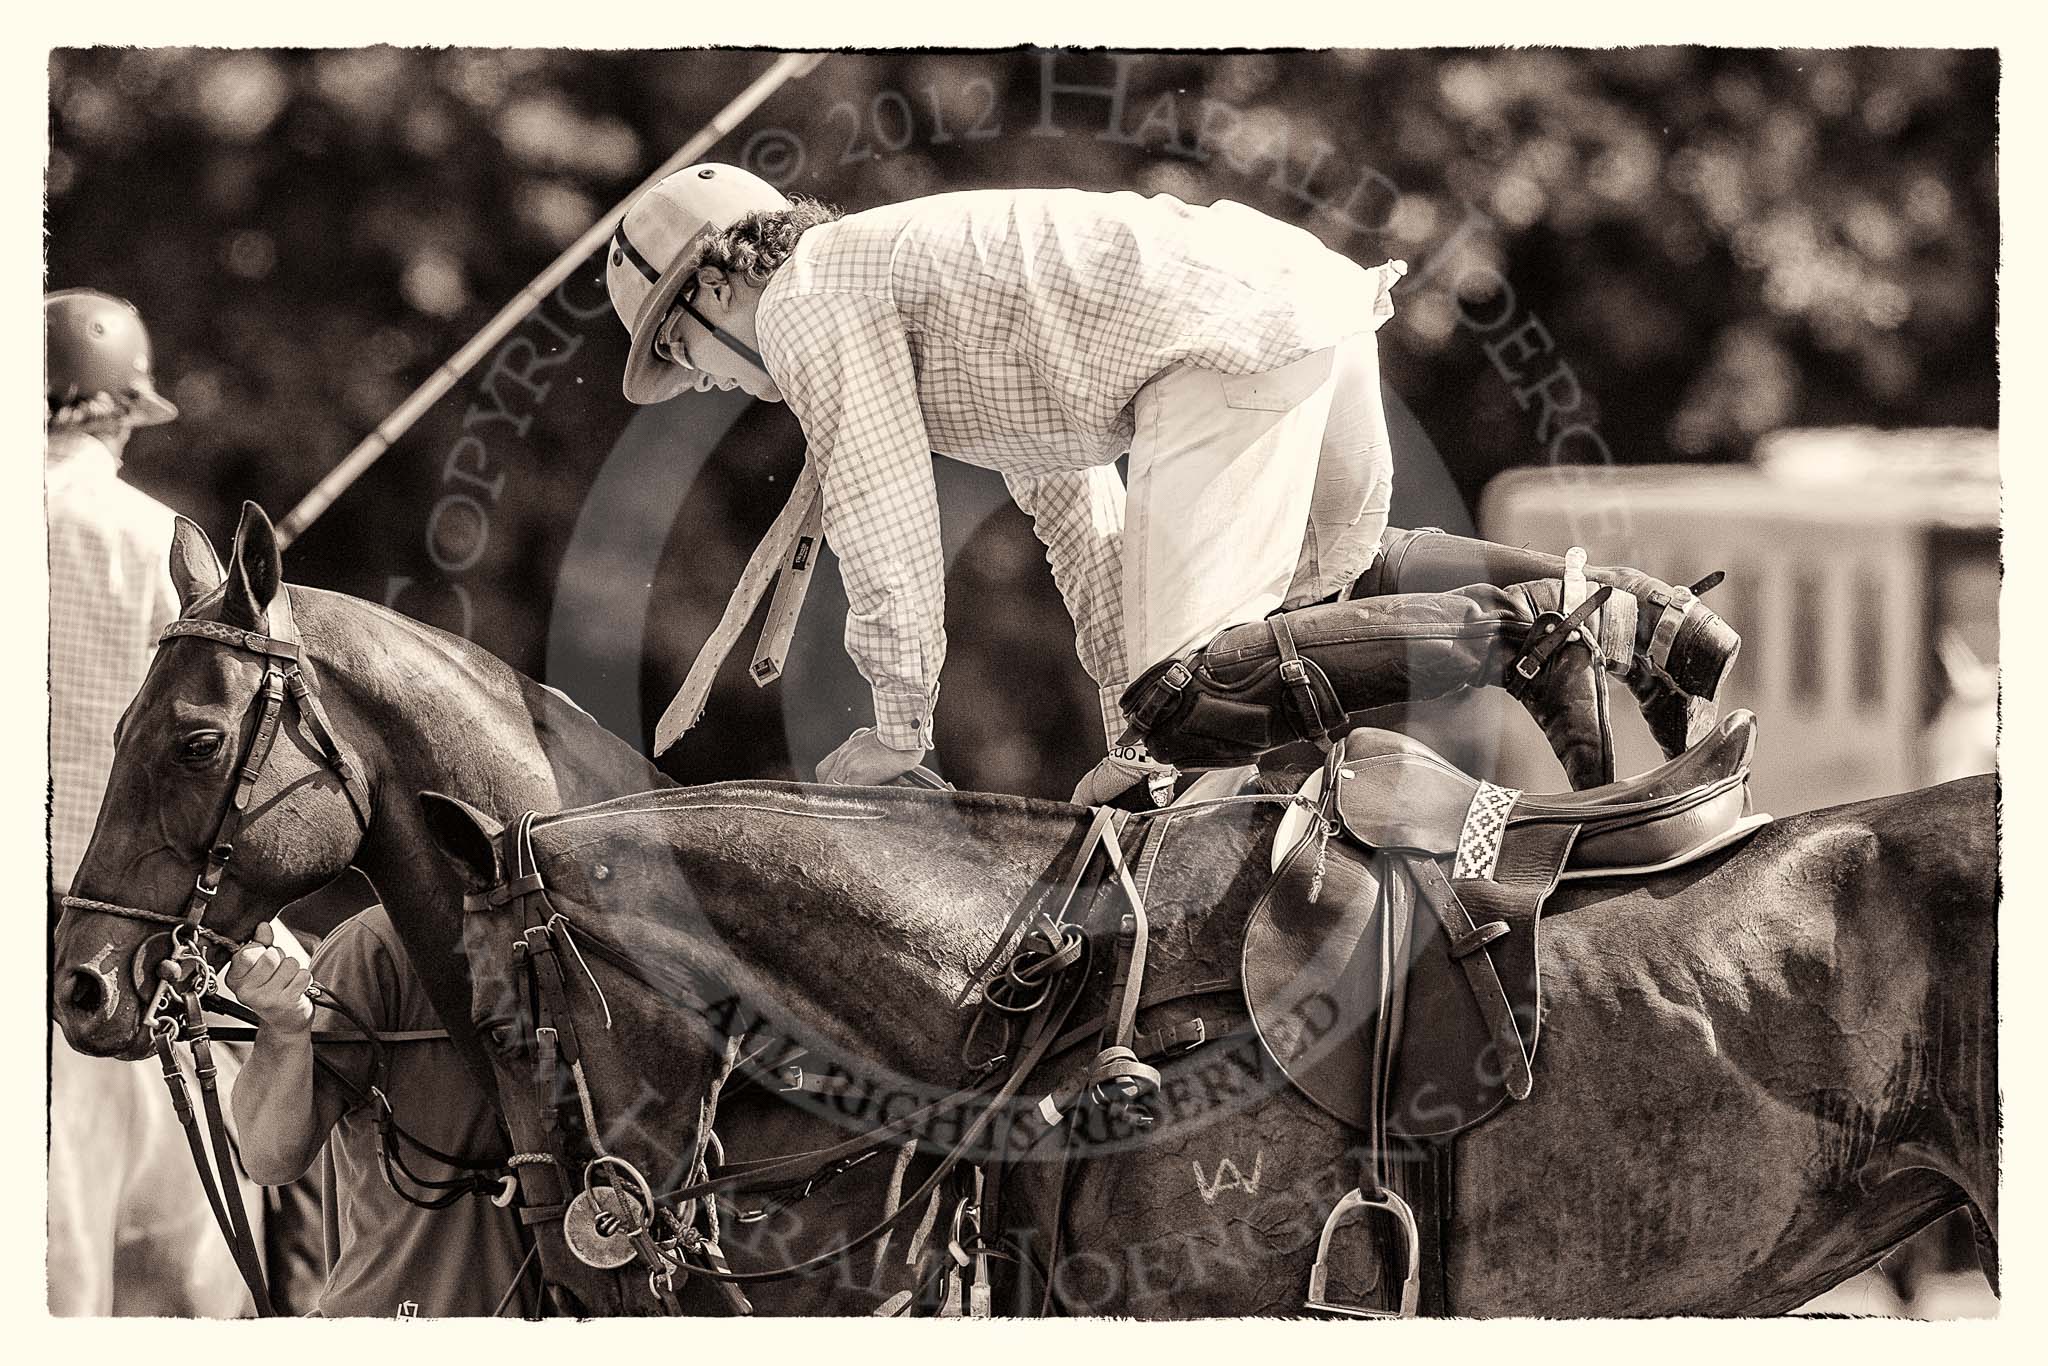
[[609, 165, 1737, 799]]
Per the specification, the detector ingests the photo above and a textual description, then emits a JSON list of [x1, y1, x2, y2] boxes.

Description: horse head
[[54, 502, 374, 1059], [423, 790, 744, 1315]]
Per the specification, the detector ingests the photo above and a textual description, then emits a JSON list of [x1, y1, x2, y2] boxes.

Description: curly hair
[[47, 392, 132, 435], [698, 196, 844, 286]]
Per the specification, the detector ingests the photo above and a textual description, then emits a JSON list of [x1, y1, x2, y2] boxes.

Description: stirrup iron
[[1305, 1185, 1421, 1319]]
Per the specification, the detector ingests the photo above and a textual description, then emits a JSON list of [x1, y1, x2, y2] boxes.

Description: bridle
[[59, 611, 374, 1021], [57, 606, 527, 1316]]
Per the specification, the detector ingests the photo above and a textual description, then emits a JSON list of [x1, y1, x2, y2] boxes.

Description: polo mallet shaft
[[276, 51, 827, 549]]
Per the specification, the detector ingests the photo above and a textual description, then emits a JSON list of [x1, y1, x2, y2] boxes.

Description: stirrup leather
[[1306, 1184, 1421, 1318]]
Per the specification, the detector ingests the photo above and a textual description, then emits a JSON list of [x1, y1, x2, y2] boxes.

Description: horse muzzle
[[53, 973, 155, 1060], [52, 936, 161, 1060]]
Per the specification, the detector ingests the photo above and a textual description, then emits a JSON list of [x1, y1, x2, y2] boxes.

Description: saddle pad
[[1175, 765, 1263, 805], [1243, 836, 1540, 1140], [1556, 812, 1772, 881]]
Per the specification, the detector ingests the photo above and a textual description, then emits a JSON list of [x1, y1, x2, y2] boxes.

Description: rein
[[469, 784, 1325, 1316]]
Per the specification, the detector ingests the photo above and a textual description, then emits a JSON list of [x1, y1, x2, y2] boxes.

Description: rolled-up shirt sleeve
[[760, 293, 946, 751], [1004, 465, 1129, 747]]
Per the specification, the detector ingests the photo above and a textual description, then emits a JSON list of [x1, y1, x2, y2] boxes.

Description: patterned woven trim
[[160, 619, 298, 658], [1453, 781, 1521, 881]]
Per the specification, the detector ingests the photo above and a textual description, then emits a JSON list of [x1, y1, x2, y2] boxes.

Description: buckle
[[1279, 658, 1309, 684], [1125, 660, 1196, 734], [1159, 1017, 1207, 1055], [1305, 1186, 1421, 1318]]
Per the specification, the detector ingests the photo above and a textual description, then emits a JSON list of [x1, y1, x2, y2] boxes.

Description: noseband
[[59, 612, 374, 1020]]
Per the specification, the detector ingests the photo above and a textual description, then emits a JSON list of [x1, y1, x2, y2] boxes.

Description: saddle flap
[[1242, 838, 1387, 1134], [1242, 838, 1539, 1141]]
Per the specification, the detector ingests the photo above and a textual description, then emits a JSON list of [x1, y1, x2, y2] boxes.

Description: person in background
[[44, 287, 319, 1315], [226, 909, 535, 1318]]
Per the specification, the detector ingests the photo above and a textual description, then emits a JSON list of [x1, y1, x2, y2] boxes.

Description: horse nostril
[[65, 967, 107, 1019]]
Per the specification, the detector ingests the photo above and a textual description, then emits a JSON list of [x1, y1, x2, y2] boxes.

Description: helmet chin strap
[[677, 297, 770, 382]]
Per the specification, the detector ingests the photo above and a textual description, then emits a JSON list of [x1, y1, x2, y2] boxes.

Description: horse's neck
[[296, 588, 669, 1079], [1890, 779, 1998, 1248], [298, 587, 666, 815], [662, 789, 1093, 1082], [1813, 781, 1998, 1260]]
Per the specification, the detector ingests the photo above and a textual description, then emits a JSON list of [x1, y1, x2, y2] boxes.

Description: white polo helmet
[[608, 162, 789, 404], [45, 289, 179, 427]]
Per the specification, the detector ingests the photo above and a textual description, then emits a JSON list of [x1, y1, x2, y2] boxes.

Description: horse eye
[[178, 732, 225, 764]]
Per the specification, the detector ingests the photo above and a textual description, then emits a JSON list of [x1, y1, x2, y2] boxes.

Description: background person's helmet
[[44, 288, 179, 427], [608, 162, 788, 405]]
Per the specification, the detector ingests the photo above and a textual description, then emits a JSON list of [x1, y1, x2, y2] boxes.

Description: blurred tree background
[[44, 48, 1997, 796]]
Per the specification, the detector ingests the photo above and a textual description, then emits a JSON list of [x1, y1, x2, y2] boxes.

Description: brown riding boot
[[1120, 578, 1626, 787], [1352, 527, 1741, 759]]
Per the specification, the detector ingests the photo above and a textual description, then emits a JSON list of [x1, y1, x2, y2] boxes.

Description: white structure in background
[[1476, 428, 1998, 816]]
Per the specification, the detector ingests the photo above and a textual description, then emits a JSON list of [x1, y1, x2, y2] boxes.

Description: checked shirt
[[46, 433, 183, 894], [756, 188, 1403, 749]]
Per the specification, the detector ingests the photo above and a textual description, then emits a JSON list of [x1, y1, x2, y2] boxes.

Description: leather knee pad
[[1119, 656, 1278, 768]]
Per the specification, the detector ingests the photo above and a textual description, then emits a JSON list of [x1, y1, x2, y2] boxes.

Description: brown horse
[[51, 502, 1998, 1315], [47, 503, 964, 1315], [425, 767, 1997, 1317]]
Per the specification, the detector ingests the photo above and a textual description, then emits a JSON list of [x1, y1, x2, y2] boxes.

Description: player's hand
[[1071, 745, 1178, 808], [816, 727, 926, 786], [223, 920, 314, 1034]]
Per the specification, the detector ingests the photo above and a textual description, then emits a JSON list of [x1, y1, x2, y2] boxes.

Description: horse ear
[[222, 501, 284, 630], [168, 516, 224, 613], [420, 792, 505, 894]]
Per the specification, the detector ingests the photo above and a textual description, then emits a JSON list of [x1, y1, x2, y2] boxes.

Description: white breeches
[[1122, 328, 1394, 673]]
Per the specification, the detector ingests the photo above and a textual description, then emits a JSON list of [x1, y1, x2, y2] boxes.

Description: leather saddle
[[1243, 709, 1760, 1140]]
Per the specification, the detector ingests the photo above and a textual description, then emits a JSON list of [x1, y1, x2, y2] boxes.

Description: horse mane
[[291, 584, 527, 695], [529, 777, 1083, 830]]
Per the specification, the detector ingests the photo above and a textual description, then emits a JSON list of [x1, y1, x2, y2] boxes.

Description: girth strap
[[1406, 859, 1530, 1101]]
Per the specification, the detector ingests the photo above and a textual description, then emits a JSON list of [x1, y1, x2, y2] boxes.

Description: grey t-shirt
[[309, 908, 532, 1318]]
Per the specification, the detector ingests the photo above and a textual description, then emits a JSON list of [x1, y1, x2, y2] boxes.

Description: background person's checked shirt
[[46, 431, 182, 894], [755, 188, 1404, 750]]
